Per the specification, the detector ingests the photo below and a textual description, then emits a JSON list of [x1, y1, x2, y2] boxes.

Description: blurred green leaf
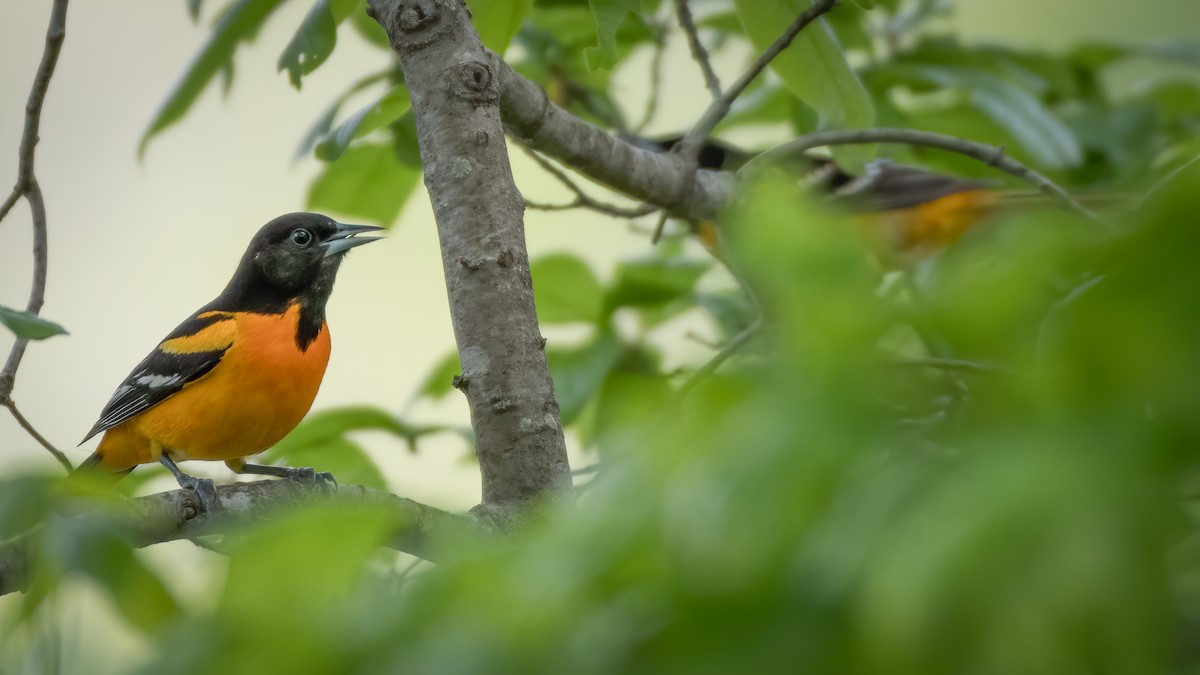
[[315, 84, 411, 162], [417, 351, 463, 401], [307, 142, 420, 226], [0, 306, 67, 340], [272, 405, 435, 454], [278, 0, 363, 88], [466, 0, 534, 54], [531, 254, 604, 324], [0, 477, 53, 540], [604, 256, 709, 312], [584, 0, 642, 69], [867, 63, 1083, 169], [45, 523, 181, 633], [294, 69, 391, 160], [187, 0, 205, 22], [273, 435, 387, 488], [733, 0, 876, 170], [547, 331, 624, 424], [140, 0, 287, 155], [694, 291, 758, 342]]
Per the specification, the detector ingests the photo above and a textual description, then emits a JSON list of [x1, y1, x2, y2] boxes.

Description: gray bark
[[496, 58, 734, 220], [0, 479, 480, 596], [366, 0, 572, 507]]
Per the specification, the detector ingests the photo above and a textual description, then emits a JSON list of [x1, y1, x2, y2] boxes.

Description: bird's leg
[[159, 453, 219, 514], [225, 458, 336, 489]]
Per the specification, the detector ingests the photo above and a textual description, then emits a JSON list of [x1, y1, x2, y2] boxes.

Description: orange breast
[[98, 304, 330, 468]]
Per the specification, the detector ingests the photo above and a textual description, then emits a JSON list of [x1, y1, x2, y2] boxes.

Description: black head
[[216, 212, 382, 316]]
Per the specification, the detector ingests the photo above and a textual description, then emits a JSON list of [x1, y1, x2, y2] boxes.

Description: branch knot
[[450, 60, 498, 106]]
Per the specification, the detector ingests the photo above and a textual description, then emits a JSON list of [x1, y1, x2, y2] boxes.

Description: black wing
[[80, 310, 234, 444], [833, 160, 992, 212]]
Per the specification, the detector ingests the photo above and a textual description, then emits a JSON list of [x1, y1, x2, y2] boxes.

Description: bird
[[75, 212, 382, 513], [633, 135, 1108, 269]]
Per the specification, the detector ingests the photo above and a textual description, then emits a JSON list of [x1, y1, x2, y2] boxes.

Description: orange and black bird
[[637, 135, 1044, 269], [75, 213, 382, 512]]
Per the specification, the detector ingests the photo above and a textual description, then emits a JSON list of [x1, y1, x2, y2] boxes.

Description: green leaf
[[46, 523, 181, 632], [867, 63, 1083, 169], [466, 0, 533, 54], [140, 0, 287, 156], [604, 256, 710, 312], [733, 0, 875, 170], [272, 405, 413, 452], [273, 435, 387, 489], [315, 84, 411, 162], [278, 0, 364, 89], [694, 291, 758, 342], [417, 351, 463, 401], [584, 0, 642, 69], [547, 332, 625, 424], [307, 142, 420, 226], [349, 6, 391, 48], [1071, 38, 1200, 70], [531, 254, 604, 324], [187, 0, 205, 22], [294, 69, 391, 160], [0, 477, 53, 540], [0, 306, 67, 340]]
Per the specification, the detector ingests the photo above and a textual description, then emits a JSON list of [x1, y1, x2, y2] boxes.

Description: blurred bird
[[637, 135, 1106, 269], [75, 213, 382, 512]]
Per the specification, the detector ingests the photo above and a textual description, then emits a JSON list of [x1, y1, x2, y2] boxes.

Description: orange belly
[[95, 306, 330, 469]]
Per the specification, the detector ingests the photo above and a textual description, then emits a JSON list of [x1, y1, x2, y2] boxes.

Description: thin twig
[[0, 0, 70, 473], [886, 356, 1016, 375], [571, 464, 601, 476], [744, 128, 1110, 227], [2, 399, 71, 472], [679, 319, 762, 396], [676, 0, 837, 159], [1142, 153, 1200, 205], [673, 0, 721, 101], [526, 198, 658, 219], [0, 189, 19, 223], [649, 211, 670, 244], [634, 20, 670, 133], [1036, 273, 1106, 363], [522, 147, 659, 219]]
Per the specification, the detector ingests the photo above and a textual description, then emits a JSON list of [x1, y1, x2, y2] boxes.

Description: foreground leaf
[[0, 306, 67, 340], [278, 0, 364, 88], [307, 142, 420, 226], [140, 0, 288, 155]]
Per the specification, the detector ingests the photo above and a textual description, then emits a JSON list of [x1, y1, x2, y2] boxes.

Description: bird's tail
[[64, 448, 135, 498]]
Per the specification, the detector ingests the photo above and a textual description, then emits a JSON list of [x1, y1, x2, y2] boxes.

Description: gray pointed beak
[[322, 222, 385, 257]]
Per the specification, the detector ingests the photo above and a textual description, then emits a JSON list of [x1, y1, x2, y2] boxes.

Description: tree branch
[[366, 0, 571, 508], [746, 128, 1109, 226], [673, 0, 721, 101], [675, 0, 837, 160], [521, 147, 659, 219], [0, 0, 70, 473], [497, 58, 733, 220], [0, 479, 481, 596], [2, 399, 71, 472]]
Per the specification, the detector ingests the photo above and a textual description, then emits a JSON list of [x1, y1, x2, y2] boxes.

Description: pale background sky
[[1, 0, 1196, 504], [0, 0, 1195, 671]]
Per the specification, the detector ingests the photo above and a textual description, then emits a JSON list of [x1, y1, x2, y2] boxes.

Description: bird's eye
[[290, 228, 313, 247]]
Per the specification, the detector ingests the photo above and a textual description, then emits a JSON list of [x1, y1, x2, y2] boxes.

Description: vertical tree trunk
[[367, 0, 572, 509]]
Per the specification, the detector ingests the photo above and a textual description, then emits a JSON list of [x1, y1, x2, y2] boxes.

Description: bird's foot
[[284, 466, 338, 490], [160, 453, 219, 514], [179, 474, 219, 514]]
